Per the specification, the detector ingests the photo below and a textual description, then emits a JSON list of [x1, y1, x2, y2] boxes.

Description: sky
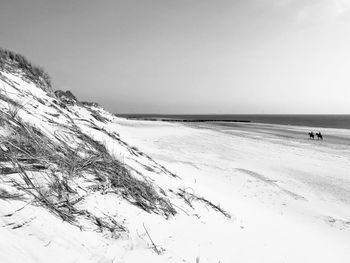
[[1, 0, 350, 114]]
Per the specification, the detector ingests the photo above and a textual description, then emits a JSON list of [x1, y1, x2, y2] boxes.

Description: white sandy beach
[[113, 118, 350, 262]]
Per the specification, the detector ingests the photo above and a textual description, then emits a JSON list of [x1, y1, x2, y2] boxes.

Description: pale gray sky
[[1, 0, 350, 114]]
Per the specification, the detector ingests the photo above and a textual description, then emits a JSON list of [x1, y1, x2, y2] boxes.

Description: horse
[[308, 132, 314, 140], [316, 132, 323, 140]]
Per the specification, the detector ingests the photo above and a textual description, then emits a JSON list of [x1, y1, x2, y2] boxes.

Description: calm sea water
[[118, 114, 350, 129]]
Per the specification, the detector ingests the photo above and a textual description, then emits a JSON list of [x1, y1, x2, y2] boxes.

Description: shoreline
[[116, 114, 350, 130], [117, 116, 350, 134], [119, 117, 251, 123]]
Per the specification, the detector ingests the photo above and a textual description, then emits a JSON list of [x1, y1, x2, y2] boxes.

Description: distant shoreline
[[117, 114, 350, 129], [119, 117, 251, 123]]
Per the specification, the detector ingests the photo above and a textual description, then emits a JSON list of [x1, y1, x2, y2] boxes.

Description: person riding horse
[[308, 131, 314, 140], [316, 131, 323, 140]]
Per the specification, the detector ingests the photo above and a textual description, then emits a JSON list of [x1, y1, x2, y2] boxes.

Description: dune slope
[[0, 55, 230, 263]]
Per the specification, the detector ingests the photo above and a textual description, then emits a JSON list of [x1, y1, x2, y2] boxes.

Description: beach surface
[[113, 118, 350, 262]]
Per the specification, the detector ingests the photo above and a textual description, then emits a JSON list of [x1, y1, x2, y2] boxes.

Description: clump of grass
[[0, 87, 25, 119], [177, 188, 231, 219], [54, 90, 77, 106], [89, 108, 109, 123], [74, 130, 176, 217], [0, 110, 176, 224], [0, 48, 51, 91], [7, 158, 78, 224]]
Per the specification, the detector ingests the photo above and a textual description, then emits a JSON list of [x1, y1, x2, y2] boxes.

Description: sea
[[117, 114, 350, 130]]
